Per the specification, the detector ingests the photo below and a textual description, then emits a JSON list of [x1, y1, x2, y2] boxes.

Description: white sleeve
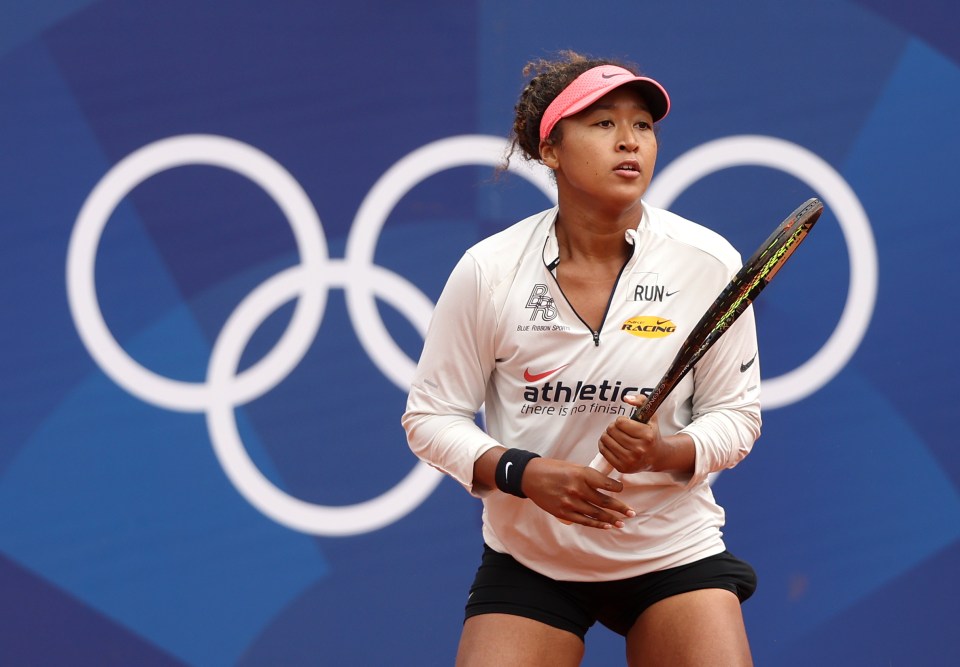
[[679, 304, 763, 487], [401, 253, 503, 496]]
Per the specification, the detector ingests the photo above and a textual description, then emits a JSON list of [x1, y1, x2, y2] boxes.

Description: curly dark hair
[[503, 50, 643, 169]]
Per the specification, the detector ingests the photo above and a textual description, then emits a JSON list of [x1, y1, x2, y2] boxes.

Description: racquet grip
[[588, 453, 614, 474]]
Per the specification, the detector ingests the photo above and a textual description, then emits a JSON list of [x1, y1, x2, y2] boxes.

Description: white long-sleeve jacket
[[402, 203, 761, 581]]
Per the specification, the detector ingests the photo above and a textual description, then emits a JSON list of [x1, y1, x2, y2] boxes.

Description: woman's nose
[[618, 131, 639, 152]]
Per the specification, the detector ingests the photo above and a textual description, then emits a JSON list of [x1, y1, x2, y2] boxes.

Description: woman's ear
[[539, 139, 560, 170]]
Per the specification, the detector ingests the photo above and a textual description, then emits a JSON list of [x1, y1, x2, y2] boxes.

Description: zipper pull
[[592, 330, 600, 347]]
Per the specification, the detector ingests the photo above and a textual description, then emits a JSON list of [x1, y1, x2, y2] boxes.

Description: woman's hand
[[598, 394, 695, 474], [521, 457, 636, 529]]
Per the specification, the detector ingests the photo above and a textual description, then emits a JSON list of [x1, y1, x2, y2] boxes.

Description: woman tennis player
[[403, 50, 761, 666]]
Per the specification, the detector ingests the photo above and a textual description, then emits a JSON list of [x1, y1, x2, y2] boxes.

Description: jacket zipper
[[549, 254, 632, 347]]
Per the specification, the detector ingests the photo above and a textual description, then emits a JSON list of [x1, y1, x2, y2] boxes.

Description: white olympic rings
[[67, 132, 875, 535], [647, 135, 877, 408], [67, 134, 556, 536]]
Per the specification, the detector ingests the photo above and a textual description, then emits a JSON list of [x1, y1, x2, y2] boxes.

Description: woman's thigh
[[456, 613, 585, 667], [625, 588, 752, 667]]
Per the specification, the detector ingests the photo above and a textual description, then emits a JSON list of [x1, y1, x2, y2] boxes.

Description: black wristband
[[494, 449, 541, 498]]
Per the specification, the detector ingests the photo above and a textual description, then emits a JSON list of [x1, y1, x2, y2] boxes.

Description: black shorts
[[464, 545, 757, 640]]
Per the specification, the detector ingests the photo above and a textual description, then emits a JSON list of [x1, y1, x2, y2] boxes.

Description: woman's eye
[[597, 120, 614, 128]]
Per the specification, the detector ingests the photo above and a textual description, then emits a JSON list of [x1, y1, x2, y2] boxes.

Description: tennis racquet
[[589, 197, 824, 474]]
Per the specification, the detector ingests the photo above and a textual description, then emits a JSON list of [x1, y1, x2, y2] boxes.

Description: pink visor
[[539, 65, 671, 141]]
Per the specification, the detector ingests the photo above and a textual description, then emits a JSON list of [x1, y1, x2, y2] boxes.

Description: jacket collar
[[540, 202, 652, 271]]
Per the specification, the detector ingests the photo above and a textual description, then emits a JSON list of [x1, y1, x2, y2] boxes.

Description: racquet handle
[[561, 402, 651, 523], [588, 454, 614, 475]]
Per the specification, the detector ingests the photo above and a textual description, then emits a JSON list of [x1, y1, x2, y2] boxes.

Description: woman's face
[[540, 86, 658, 215]]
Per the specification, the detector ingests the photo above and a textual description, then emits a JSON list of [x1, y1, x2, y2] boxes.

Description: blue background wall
[[2, 1, 958, 664]]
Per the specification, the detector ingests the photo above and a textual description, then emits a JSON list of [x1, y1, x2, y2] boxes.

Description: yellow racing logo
[[620, 315, 676, 338]]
